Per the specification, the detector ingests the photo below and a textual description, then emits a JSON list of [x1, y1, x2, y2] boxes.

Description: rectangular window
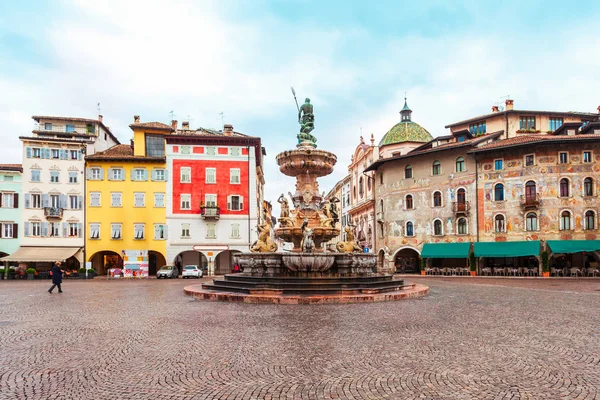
[[206, 223, 216, 239], [180, 167, 191, 183], [110, 168, 124, 181], [134, 224, 145, 240], [111, 192, 122, 207], [69, 195, 79, 210], [231, 223, 240, 238], [65, 124, 75, 133], [559, 152, 568, 164], [2, 193, 14, 208], [90, 223, 100, 239], [32, 148, 41, 158], [206, 168, 216, 184], [2, 223, 13, 238], [111, 224, 122, 240], [230, 147, 241, 156], [31, 222, 41, 236], [68, 223, 79, 237], [230, 168, 240, 184], [134, 169, 147, 181], [69, 171, 78, 183], [52, 149, 60, 159], [90, 192, 101, 206], [525, 154, 535, 167], [70, 150, 78, 160], [180, 194, 191, 210], [50, 194, 59, 208], [134, 192, 145, 207], [145, 135, 165, 157], [154, 224, 166, 240], [205, 194, 217, 207], [31, 170, 41, 182], [32, 194, 41, 208], [44, 123, 52, 130], [549, 117, 563, 131], [50, 171, 60, 183], [519, 116, 536, 131], [91, 168, 102, 180], [206, 146, 216, 156], [228, 195, 244, 211], [153, 169, 165, 181], [494, 159, 503, 170], [583, 151, 592, 163], [469, 122, 486, 135], [181, 145, 191, 154], [181, 223, 190, 238], [154, 193, 165, 207]]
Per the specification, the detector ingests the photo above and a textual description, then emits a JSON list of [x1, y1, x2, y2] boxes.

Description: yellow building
[[85, 118, 174, 275]]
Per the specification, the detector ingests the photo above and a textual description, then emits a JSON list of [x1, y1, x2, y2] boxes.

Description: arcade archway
[[173, 251, 208, 275], [394, 247, 420, 274], [89, 251, 123, 275], [148, 251, 166, 276], [215, 250, 243, 274]]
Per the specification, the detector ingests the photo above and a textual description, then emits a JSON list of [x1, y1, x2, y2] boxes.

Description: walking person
[[48, 261, 64, 293]]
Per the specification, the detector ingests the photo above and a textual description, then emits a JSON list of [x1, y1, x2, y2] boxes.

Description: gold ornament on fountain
[[336, 225, 362, 253], [250, 201, 278, 253]]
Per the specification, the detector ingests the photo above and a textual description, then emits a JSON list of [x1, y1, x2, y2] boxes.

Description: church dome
[[378, 100, 433, 147]]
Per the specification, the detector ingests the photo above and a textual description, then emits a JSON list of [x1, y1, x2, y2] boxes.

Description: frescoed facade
[[165, 123, 264, 275], [85, 117, 172, 275], [0, 165, 23, 268]]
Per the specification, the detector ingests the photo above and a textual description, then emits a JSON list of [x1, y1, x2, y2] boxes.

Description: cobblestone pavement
[[0, 278, 599, 400]]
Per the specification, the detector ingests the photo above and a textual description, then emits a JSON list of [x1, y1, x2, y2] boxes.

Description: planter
[[27, 273, 34, 280], [542, 271, 550, 278], [0, 273, 4, 280], [470, 271, 477, 277], [420, 270, 426, 275]]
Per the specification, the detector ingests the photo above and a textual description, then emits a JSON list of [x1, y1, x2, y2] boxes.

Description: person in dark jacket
[[48, 261, 64, 293]]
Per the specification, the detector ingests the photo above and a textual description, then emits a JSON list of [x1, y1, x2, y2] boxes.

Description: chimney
[[130, 138, 134, 151], [505, 99, 514, 111], [491, 105, 499, 113], [171, 120, 177, 130], [98, 114, 103, 123], [597, 105, 600, 114], [134, 115, 140, 124], [182, 121, 190, 130], [223, 124, 234, 136]]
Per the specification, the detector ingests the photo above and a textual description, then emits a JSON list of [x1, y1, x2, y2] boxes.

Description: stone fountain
[[187, 94, 427, 303]]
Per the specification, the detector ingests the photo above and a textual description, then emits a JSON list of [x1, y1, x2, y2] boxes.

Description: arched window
[[455, 156, 465, 172], [359, 177, 364, 198], [457, 218, 467, 234], [433, 219, 443, 235], [353, 186, 356, 199], [432, 161, 441, 176], [433, 191, 442, 207], [405, 165, 413, 179], [585, 210, 596, 230], [584, 177, 594, 197], [495, 214, 505, 232], [559, 178, 569, 197], [456, 188, 466, 209], [405, 194, 413, 210], [560, 210, 572, 230], [406, 221, 414, 237], [525, 181, 536, 203], [526, 212, 538, 231], [494, 183, 504, 201]]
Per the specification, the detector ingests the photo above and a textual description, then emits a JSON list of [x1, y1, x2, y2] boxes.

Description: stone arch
[[215, 250, 243, 274], [88, 250, 122, 276], [392, 246, 421, 274]]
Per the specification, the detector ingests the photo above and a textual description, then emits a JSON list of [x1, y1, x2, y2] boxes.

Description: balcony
[[452, 201, 470, 215], [200, 206, 220, 219], [44, 207, 63, 219], [36, 124, 96, 135], [521, 194, 540, 209]]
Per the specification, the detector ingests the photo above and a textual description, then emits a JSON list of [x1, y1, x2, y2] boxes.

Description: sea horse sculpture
[[336, 226, 362, 253]]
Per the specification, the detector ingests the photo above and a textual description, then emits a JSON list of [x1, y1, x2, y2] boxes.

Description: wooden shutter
[[24, 222, 30, 237], [62, 223, 68, 237], [24, 193, 30, 209], [143, 169, 148, 181], [151, 169, 157, 181], [60, 194, 68, 209], [86, 168, 92, 180], [26, 147, 32, 158], [130, 169, 136, 181], [78, 196, 83, 210], [13, 193, 18, 208], [227, 195, 231, 210], [99, 168, 104, 180], [77, 223, 83, 238], [42, 222, 49, 237], [13, 223, 18, 239], [0, 195, 2, 208], [240, 196, 244, 210], [42, 194, 49, 208]]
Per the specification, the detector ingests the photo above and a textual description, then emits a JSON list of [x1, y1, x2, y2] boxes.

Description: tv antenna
[[219, 112, 225, 127], [169, 110, 175, 120]]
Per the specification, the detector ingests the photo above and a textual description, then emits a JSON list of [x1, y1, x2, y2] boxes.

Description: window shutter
[[99, 168, 104, 180], [42, 194, 49, 207], [240, 196, 244, 210], [164, 225, 168, 239], [78, 223, 83, 238], [151, 169, 157, 181], [154, 224, 160, 239], [86, 168, 92, 180], [26, 147, 32, 158], [60, 194, 68, 209], [227, 195, 231, 210], [143, 169, 148, 181], [0, 195, 2, 207], [42, 222, 49, 237], [78, 196, 83, 210], [62, 223, 68, 237], [108, 168, 113, 181], [130, 169, 136, 181], [45, 148, 51, 159], [78, 150, 82, 160], [13, 193, 18, 208], [60, 150, 66, 160], [13, 223, 18, 239], [24, 222, 30, 237], [25, 193, 31, 209], [164, 169, 168, 182]]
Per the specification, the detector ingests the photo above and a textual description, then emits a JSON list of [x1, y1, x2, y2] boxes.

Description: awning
[[0, 247, 80, 262], [474, 241, 540, 257], [421, 242, 471, 258], [547, 240, 600, 254]]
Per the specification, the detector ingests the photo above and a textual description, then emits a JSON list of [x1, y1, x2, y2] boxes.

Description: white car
[[182, 265, 203, 279]]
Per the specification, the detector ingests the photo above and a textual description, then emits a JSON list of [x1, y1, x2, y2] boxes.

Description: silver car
[[156, 265, 178, 279]]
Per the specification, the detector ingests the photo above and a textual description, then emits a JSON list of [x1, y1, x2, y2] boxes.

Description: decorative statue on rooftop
[[291, 87, 317, 147]]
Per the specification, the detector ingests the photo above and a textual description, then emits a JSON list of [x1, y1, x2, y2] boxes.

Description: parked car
[[182, 265, 203, 279], [157, 265, 178, 279]]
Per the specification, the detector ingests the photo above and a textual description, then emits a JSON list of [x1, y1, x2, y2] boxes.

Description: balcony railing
[[452, 201, 470, 214], [44, 207, 63, 219], [36, 124, 96, 135], [200, 206, 220, 219], [521, 194, 540, 208]]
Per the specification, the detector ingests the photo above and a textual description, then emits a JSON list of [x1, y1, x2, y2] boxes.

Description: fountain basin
[[276, 148, 337, 178], [282, 254, 336, 272]]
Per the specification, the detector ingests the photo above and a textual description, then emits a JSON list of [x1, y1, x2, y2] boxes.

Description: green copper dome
[[378, 99, 433, 146]]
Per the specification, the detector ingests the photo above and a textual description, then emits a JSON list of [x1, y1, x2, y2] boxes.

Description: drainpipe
[[83, 144, 87, 278], [475, 154, 479, 244], [247, 138, 251, 251]]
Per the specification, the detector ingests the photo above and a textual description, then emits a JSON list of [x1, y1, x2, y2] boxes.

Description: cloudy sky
[[1, 0, 599, 204]]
